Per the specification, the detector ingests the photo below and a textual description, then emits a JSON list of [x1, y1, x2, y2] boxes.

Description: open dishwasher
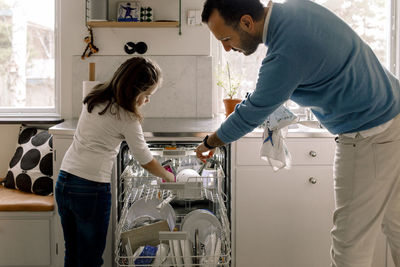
[[113, 141, 231, 266]]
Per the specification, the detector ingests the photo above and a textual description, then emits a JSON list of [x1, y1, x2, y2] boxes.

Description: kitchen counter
[[49, 116, 333, 138], [48, 117, 226, 137], [248, 123, 333, 138]]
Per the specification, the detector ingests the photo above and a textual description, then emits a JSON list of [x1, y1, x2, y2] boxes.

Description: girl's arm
[[141, 158, 175, 182]]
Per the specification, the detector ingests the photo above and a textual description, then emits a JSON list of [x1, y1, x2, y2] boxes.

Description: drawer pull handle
[[309, 151, 317, 157], [309, 177, 317, 184]]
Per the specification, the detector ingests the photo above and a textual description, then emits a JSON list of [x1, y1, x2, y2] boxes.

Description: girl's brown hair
[[83, 57, 162, 121]]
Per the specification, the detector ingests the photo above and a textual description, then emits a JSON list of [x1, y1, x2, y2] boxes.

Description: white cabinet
[[232, 136, 392, 267], [51, 134, 73, 267], [0, 212, 54, 266], [235, 165, 334, 267]]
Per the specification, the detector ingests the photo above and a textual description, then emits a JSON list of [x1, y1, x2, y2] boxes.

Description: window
[[218, 0, 398, 119], [0, 0, 57, 117]]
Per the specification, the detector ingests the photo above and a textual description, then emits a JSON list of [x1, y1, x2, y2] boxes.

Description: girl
[[55, 57, 174, 267]]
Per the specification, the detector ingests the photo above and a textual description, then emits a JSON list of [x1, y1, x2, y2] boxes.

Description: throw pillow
[[4, 127, 53, 195]]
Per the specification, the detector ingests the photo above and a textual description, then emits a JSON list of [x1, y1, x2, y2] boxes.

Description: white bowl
[[176, 168, 201, 182]]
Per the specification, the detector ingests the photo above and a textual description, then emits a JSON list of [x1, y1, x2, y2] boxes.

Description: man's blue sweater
[[217, 0, 400, 143]]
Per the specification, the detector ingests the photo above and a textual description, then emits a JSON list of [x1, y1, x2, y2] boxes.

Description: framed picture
[[117, 1, 141, 22]]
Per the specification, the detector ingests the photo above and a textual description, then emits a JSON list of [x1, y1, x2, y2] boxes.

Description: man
[[195, 0, 400, 266]]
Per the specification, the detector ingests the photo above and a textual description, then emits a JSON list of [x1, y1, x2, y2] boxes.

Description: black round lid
[[124, 42, 136, 54], [135, 42, 148, 54]]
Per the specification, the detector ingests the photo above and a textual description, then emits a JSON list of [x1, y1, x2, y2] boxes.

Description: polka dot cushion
[[4, 127, 53, 196]]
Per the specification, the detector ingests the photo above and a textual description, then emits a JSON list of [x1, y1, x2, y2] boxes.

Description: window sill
[[0, 117, 64, 125]]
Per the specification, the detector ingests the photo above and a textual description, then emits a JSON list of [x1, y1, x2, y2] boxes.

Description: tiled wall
[[72, 55, 215, 118]]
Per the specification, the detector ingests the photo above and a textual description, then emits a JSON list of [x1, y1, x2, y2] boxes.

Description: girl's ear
[[239, 15, 255, 33]]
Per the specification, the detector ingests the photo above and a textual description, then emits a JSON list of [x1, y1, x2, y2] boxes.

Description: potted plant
[[217, 62, 242, 117]]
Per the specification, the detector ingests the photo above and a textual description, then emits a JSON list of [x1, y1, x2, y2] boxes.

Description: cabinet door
[[53, 136, 73, 176], [0, 218, 51, 265], [52, 136, 73, 267], [235, 165, 334, 267]]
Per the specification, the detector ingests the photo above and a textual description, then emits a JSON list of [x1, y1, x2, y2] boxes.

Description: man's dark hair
[[202, 0, 265, 27]]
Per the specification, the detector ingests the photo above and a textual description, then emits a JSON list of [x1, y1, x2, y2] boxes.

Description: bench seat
[[0, 185, 54, 211]]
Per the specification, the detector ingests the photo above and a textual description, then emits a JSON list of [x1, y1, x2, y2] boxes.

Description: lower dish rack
[[115, 173, 231, 267]]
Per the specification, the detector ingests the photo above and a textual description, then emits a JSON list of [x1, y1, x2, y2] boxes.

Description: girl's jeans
[[55, 170, 111, 267]]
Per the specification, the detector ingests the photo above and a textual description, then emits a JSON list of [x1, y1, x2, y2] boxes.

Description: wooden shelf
[[86, 21, 180, 28]]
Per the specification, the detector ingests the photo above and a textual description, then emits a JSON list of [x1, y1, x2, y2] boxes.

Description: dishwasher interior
[[114, 141, 231, 266]]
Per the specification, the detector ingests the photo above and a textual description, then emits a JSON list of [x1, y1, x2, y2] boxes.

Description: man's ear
[[239, 15, 255, 33]]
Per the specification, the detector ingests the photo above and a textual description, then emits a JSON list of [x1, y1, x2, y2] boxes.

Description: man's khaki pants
[[331, 114, 400, 267]]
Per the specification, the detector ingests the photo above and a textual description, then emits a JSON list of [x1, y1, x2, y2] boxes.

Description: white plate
[[205, 232, 217, 266], [152, 243, 169, 266], [181, 209, 222, 245], [168, 240, 177, 265], [214, 237, 221, 266], [172, 240, 184, 266], [180, 239, 192, 267], [126, 198, 176, 231]]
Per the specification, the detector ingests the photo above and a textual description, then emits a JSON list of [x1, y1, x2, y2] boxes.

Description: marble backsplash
[[72, 55, 215, 118]]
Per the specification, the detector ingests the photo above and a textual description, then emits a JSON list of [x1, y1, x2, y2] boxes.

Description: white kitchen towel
[[260, 106, 298, 171], [261, 127, 292, 171], [82, 81, 100, 100]]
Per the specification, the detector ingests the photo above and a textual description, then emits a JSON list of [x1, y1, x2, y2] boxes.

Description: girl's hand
[[163, 170, 175, 182], [141, 158, 176, 182]]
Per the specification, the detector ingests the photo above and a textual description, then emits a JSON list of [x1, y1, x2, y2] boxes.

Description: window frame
[[215, 0, 400, 115], [0, 0, 60, 120]]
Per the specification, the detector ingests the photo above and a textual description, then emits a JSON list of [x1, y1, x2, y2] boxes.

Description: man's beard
[[237, 29, 260, 56]]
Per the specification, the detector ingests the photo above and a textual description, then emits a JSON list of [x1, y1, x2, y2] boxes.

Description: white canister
[[82, 81, 100, 100], [88, 0, 108, 21]]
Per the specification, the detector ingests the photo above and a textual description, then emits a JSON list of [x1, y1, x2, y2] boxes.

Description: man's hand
[[195, 143, 215, 163]]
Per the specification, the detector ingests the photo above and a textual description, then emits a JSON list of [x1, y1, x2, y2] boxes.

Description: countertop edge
[[49, 118, 334, 138]]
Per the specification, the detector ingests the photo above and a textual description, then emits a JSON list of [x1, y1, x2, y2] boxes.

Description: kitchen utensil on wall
[[135, 42, 148, 54], [124, 41, 148, 54], [81, 27, 99, 59], [124, 42, 136, 54]]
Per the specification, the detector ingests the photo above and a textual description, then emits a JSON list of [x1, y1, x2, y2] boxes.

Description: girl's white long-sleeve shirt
[[60, 103, 153, 183]]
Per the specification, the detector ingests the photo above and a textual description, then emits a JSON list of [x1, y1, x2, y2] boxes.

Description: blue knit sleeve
[[217, 53, 302, 143]]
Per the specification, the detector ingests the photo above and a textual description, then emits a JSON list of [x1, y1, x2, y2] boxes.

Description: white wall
[[59, 0, 213, 119], [71, 55, 214, 118], [0, 125, 20, 177]]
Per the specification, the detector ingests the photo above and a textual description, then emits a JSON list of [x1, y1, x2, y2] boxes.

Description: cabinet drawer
[[236, 137, 335, 166]]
